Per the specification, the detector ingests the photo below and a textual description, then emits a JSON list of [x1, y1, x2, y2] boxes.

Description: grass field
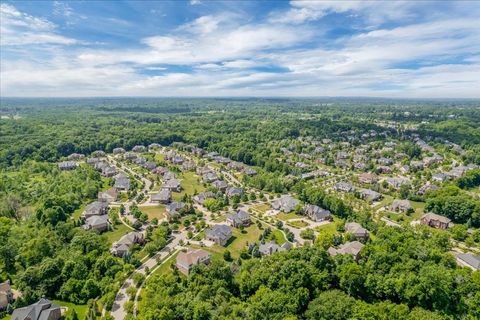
[[251, 203, 270, 213], [276, 212, 303, 221], [71, 204, 86, 220], [267, 229, 287, 245], [287, 220, 309, 228], [173, 172, 206, 201], [150, 251, 179, 276], [140, 205, 166, 220], [52, 300, 87, 320], [315, 220, 338, 236], [104, 223, 131, 244]]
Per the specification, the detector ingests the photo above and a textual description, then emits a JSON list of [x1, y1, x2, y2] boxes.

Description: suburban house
[[161, 179, 181, 192], [82, 201, 108, 218], [227, 162, 244, 171], [432, 173, 448, 182], [193, 191, 216, 205], [259, 241, 291, 256], [455, 253, 480, 271], [111, 232, 145, 257], [86, 157, 100, 165], [345, 222, 369, 241], [328, 241, 364, 260], [102, 166, 117, 177], [83, 215, 110, 232], [92, 150, 106, 157], [114, 174, 130, 191], [151, 189, 171, 204], [212, 180, 228, 192], [386, 177, 410, 190], [304, 204, 332, 222], [166, 201, 186, 218], [124, 152, 137, 161], [58, 161, 77, 171], [420, 212, 451, 229], [113, 147, 126, 155], [67, 153, 84, 160], [226, 209, 251, 228], [359, 189, 383, 202], [98, 188, 118, 203], [243, 167, 257, 176], [11, 298, 61, 320], [226, 187, 244, 198], [148, 143, 162, 150], [0, 281, 13, 310], [170, 156, 185, 165], [271, 195, 299, 213], [358, 173, 378, 184], [132, 145, 146, 153], [417, 183, 439, 195], [163, 171, 177, 180], [175, 249, 211, 275], [182, 161, 196, 171], [205, 224, 232, 246], [202, 171, 219, 183], [389, 199, 413, 213], [142, 161, 157, 171], [334, 182, 355, 193]]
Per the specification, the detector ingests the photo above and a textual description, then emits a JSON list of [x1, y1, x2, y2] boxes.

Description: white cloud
[[190, 0, 201, 5], [0, 3, 77, 45]]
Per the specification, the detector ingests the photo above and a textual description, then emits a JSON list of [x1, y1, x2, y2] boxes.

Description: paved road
[[110, 231, 187, 320]]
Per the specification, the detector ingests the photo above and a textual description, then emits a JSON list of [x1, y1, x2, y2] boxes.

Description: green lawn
[[150, 251, 179, 276], [251, 203, 270, 213], [276, 212, 303, 221], [140, 205, 166, 220], [267, 229, 287, 245], [373, 194, 393, 210], [315, 220, 338, 236], [287, 220, 309, 228], [104, 223, 131, 244], [52, 300, 87, 320], [173, 172, 206, 201], [71, 204, 86, 220]]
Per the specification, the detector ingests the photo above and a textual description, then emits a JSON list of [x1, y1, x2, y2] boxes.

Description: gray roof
[[304, 204, 331, 221], [151, 189, 171, 202], [226, 187, 243, 197], [227, 209, 250, 225], [83, 201, 108, 216], [457, 253, 480, 270], [271, 195, 299, 213], [205, 224, 232, 242], [167, 201, 186, 214], [11, 299, 61, 320]]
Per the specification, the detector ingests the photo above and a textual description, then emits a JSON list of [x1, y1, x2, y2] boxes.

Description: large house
[[83, 215, 110, 232], [304, 204, 332, 222], [114, 174, 130, 191], [205, 224, 232, 246], [132, 145, 146, 153], [259, 241, 291, 256], [358, 173, 378, 184], [0, 281, 13, 310], [98, 188, 118, 203], [212, 180, 228, 192], [82, 201, 108, 218], [11, 298, 61, 320], [359, 189, 383, 202], [226, 209, 251, 228], [111, 232, 145, 257], [328, 241, 364, 260], [456, 253, 480, 271], [193, 191, 216, 205], [345, 222, 369, 241], [389, 199, 412, 213], [166, 201, 186, 218], [225, 187, 244, 198], [386, 177, 410, 190], [175, 249, 211, 275], [420, 212, 451, 230], [58, 161, 77, 171], [334, 182, 355, 193], [113, 147, 126, 155], [202, 171, 219, 183], [151, 189, 171, 204], [161, 179, 181, 192], [271, 195, 299, 213]]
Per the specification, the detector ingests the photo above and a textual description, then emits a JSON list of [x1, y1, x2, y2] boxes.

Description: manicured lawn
[[267, 229, 287, 245], [150, 251, 179, 276], [71, 204, 86, 220], [154, 153, 165, 162], [251, 203, 270, 213], [287, 220, 309, 228], [373, 194, 393, 210], [140, 205, 166, 220], [173, 172, 206, 201], [228, 224, 263, 258], [52, 300, 87, 320], [315, 220, 338, 236], [104, 223, 131, 244], [276, 212, 303, 221]]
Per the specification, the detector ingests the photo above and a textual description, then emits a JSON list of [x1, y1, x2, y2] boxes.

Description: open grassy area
[[71, 204, 86, 220], [373, 194, 393, 210], [104, 223, 131, 244], [276, 212, 303, 221], [315, 220, 338, 236], [150, 251, 179, 276], [251, 203, 270, 213], [267, 229, 287, 245], [173, 171, 206, 201], [140, 205, 166, 220], [52, 300, 87, 320], [287, 220, 309, 228]]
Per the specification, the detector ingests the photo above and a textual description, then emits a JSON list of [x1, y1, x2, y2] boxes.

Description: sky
[[1, 0, 479, 98]]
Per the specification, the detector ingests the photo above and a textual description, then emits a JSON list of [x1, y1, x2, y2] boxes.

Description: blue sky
[[1, 0, 479, 98]]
